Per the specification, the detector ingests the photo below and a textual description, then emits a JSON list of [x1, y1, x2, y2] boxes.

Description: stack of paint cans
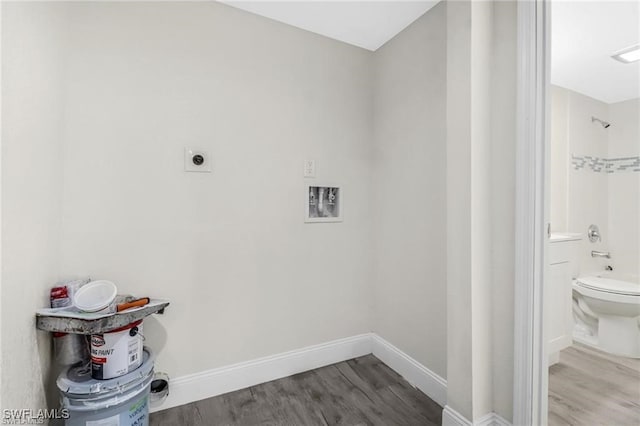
[[58, 321, 153, 425], [55, 280, 155, 426], [57, 348, 154, 426]]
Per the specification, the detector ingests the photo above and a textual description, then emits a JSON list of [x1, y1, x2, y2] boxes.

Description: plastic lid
[[576, 277, 640, 296], [57, 348, 154, 396], [73, 280, 117, 312]]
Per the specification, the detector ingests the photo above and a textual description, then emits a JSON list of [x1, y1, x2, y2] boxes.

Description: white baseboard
[[152, 333, 449, 416], [370, 334, 447, 407], [476, 412, 512, 426], [151, 333, 372, 412], [443, 405, 473, 426], [443, 405, 512, 426]]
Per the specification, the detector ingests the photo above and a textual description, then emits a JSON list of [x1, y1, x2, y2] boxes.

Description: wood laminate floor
[[549, 343, 640, 426], [151, 355, 442, 426]]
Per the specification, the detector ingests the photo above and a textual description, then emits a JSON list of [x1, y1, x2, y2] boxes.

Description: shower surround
[[551, 86, 639, 277]]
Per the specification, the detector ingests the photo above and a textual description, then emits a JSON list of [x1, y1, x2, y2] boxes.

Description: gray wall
[[1, 2, 67, 410], [444, 1, 517, 421], [1, 0, 454, 414], [2, 0, 375, 400], [490, 1, 517, 420], [371, 2, 447, 379], [58, 1, 375, 379]]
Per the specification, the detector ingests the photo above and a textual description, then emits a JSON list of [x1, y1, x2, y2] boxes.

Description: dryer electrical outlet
[[184, 148, 211, 173]]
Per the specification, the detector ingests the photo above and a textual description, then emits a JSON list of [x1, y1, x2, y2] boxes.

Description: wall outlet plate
[[184, 148, 211, 173], [304, 159, 316, 178]]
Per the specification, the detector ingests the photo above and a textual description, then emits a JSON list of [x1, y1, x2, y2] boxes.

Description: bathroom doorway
[[546, 1, 640, 425]]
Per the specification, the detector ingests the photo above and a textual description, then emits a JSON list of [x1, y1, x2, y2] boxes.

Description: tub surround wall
[[607, 99, 640, 277], [550, 87, 571, 232], [566, 88, 609, 276], [550, 86, 639, 276], [551, 86, 608, 275]]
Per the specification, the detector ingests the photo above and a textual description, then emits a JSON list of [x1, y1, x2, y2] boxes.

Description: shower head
[[592, 116, 611, 129]]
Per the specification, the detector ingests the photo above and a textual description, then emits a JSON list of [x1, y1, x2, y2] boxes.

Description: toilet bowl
[[572, 274, 640, 358]]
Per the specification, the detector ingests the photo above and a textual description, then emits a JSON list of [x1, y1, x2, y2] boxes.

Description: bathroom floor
[[150, 354, 442, 426], [549, 343, 640, 426]]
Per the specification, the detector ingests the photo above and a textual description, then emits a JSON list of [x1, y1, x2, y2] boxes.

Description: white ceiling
[[552, 1, 640, 104], [219, 1, 638, 103], [219, 1, 440, 51]]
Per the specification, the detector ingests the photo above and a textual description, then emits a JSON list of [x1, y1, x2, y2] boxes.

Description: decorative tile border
[[571, 154, 640, 173]]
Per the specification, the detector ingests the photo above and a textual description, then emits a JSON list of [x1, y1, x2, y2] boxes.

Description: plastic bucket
[[74, 280, 117, 313], [91, 320, 143, 380], [58, 348, 154, 426]]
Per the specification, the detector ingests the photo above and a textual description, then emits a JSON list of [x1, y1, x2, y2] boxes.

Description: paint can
[[91, 320, 143, 380], [58, 348, 154, 426], [54, 332, 89, 366]]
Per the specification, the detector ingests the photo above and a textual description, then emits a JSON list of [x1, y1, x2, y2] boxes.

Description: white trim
[[513, 0, 550, 425], [442, 405, 472, 426], [152, 333, 372, 412], [370, 334, 447, 407], [476, 412, 513, 426], [443, 405, 512, 426], [0, 1, 4, 411], [152, 333, 448, 415]]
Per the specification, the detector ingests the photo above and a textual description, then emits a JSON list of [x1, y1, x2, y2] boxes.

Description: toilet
[[572, 274, 640, 358]]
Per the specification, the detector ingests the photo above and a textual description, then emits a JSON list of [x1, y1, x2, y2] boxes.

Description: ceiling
[[219, 1, 638, 104], [219, 1, 440, 51], [552, 1, 640, 104]]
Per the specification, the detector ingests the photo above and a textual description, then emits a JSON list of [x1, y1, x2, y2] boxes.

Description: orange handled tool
[[117, 297, 150, 312]]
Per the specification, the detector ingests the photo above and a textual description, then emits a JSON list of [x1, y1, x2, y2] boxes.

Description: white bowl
[[73, 280, 117, 313]]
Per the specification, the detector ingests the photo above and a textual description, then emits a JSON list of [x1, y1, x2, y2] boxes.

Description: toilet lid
[[576, 277, 640, 296]]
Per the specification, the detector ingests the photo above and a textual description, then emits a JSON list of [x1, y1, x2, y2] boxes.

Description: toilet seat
[[574, 278, 640, 304], [577, 277, 640, 296]]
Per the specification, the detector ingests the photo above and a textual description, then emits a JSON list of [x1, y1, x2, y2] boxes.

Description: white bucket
[[74, 280, 117, 313], [58, 348, 154, 426], [91, 320, 143, 380]]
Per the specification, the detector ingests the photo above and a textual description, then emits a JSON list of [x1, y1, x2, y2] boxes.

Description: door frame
[[513, 0, 550, 425]]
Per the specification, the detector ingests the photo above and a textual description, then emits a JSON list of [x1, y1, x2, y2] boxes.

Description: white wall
[[551, 86, 609, 274], [445, 1, 517, 422], [550, 87, 570, 232], [550, 86, 638, 276], [57, 1, 374, 380], [566, 90, 610, 275], [607, 99, 640, 277], [489, 0, 517, 420], [1, 2, 67, 410], [371, 1, 447, 379], [0, 1, 528, 422], [0, 1, 4, 408], [445, 0, 473, 418]]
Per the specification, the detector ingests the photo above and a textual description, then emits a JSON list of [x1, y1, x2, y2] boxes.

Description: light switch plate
[[184, 148, 211, 173], [304, 160, 316, 178]]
